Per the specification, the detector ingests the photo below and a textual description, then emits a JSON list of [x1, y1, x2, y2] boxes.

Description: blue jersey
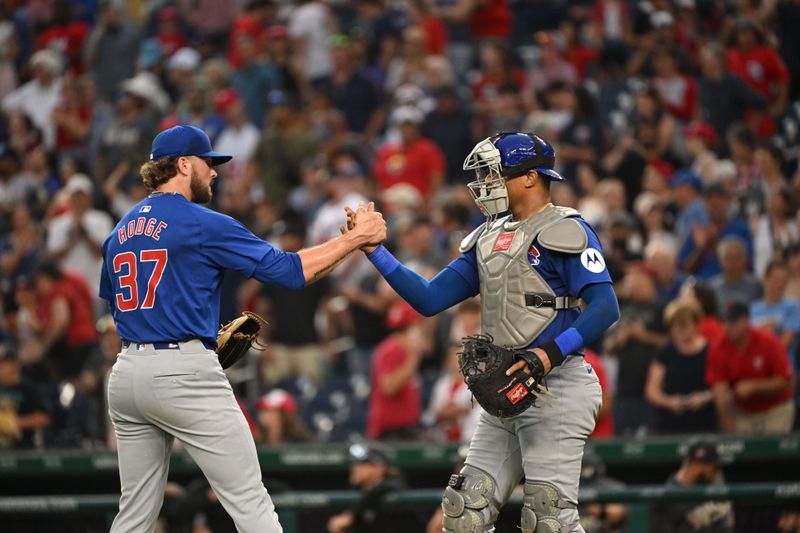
[[452, 218, 612, 349], [99, 193, 304, 345]]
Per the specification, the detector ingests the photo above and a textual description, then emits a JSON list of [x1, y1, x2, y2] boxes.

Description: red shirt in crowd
[[36, 22, 90, 74], [727, 45, 789, 100], [699, 316, 725, 348], [420, 17, 447, 55], [470, 0, 511, 39], [37, 271, 98, 348], [653, 74, 697, 122], [705, 327, 793, 413], [372, 138, 445, 198], [584, 350, 614, 438], [727, 45, 789, 136], [367, 336, 420, 439]]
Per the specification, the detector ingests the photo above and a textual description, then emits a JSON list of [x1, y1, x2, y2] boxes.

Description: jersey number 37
[[113, 250, 168, 312]]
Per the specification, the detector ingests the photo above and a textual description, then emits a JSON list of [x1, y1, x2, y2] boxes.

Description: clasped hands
[[340, 201, 384, 253]]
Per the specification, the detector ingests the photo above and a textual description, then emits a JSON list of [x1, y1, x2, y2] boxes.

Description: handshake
[[339, 201, 385, 254]]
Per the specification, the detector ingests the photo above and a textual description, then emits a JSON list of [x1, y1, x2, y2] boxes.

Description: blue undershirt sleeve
[[368, 245, 479, 316], [554, 282, 619, 355]]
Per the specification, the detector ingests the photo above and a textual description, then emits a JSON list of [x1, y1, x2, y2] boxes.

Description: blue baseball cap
[[150, 125, 232, 166], [670, 169, 703, 191]]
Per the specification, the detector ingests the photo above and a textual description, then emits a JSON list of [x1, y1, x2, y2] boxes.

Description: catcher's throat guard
[[216, 311, 267, 369], [458, 334, 548, 418]]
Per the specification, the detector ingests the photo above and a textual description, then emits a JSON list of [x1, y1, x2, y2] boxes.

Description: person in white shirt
[[288, 0, 335, 87], [2, 49, 63, 148], [214, 88, 260, 183], [46, 174, 113, 312]]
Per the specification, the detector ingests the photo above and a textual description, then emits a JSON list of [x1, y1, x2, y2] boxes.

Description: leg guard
[[441, 465, 499, 533], [520, 480, 576, 533]]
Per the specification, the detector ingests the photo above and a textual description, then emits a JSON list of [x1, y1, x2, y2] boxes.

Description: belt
[[123, 340, 216, 351], [525, 293, 581, 310]]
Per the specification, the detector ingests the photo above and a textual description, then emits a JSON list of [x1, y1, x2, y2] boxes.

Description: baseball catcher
[[350, 132, 620, 532], [216, 311, 267, 369]]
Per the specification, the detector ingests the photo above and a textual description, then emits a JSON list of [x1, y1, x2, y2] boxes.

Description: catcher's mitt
[[216, 312, 267, 369], [458, 334, 549, 418]]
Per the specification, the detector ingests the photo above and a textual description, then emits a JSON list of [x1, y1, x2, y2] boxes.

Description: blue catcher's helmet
[[463, 132, 564, 217]]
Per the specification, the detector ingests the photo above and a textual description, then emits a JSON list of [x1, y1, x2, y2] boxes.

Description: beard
[[189, 165, 212, 204]]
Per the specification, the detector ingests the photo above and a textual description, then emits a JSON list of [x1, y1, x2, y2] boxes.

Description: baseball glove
[[216, 312, 267, 369], [458, 334, 549, 418]]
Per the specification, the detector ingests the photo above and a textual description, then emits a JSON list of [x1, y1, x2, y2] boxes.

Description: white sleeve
[[46, 217, 70, 252]]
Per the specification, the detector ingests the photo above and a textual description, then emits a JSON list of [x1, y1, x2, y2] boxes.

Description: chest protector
[[462, 204, 586, 349]]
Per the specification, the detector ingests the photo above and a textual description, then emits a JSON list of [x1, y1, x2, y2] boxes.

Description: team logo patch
[[580, 248, 606, 273], [139, 205, 152, 213], [528, 244, 541, 266], [506, 383, 529, 405], [493, 232, 516, 251]]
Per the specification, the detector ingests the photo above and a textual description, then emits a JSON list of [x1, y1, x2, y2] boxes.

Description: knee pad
[[441, 465, 499, 533], [520, 481, 575, 533]]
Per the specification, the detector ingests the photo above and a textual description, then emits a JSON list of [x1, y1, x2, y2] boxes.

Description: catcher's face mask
[[463, 137, 509, 217]]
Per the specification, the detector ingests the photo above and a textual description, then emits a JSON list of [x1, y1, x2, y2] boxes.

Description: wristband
[[539, 339, 565, 368], [554, 327, 583, 358], [367, 245, 400, 277]]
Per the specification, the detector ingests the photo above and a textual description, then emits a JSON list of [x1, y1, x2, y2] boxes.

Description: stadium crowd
[[0, 0, 799, 451]]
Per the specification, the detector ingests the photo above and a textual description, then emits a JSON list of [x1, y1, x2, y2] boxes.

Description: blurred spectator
[[525, 31, 577, 96], [392, 214, 447, 270], [153, 6, 186, 59], [255, 389, 313, 444], [24, 260, 98, 383], [229, 32, 281, 127], [778, 508, 800, 533], [372, 106, 445, 199], [50, 74, 92, 161], [422, 86, 473, 184], [471, 39, 523, 118], [707, 303, 794, 434], [226, 0, 275, 70], [84, 0, 140, 101], [644, 239, 687, 304], [95, 73, 160, 184], [0, 203, 42, 293], [579, 452, 627, 533], [651, 439, 734, 533], [678, 280, 725, 348], [635, 192, 673, 250], [326, 443, 420, 533], [257, 217, 331, 385], [2, 49, 63, 148], [645, 301, 716, 434], [697, 42, 766, 148], [307, 151, 369, 247], [45, 174, 113, 308], [671, 170, 707, 250], [683, 121, 719, 184], [605, 267, 668, 435], [584, 349, 614, 439], [651, 45, 697, 122], [423, 340, 474, 442], [0, 345, 50, 449], [726, 18, 789, 134], [753, 186, 798, 278], [214, 88, 260, 183], [552, 83, 605, 182], [710, 235, 762, 309], [745, 142, 788, 222], [246, 90, 318, 210], [385, 25, 430, 92], [319, 35, 384, 141], [750, 260, 800, 360], [289, 0, 336, 92], [367, 301, 423, 440], [678, 182, 753, 280]]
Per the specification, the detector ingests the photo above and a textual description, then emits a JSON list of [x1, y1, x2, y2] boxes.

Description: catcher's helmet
[[463, 132, 564, 216]]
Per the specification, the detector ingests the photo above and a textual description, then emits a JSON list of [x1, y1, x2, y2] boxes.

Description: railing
[[1, 433, 798, 477]]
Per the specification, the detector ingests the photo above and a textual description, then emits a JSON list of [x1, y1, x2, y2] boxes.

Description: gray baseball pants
[[465, 355, 602, 532], [107, 340, 283, 533]]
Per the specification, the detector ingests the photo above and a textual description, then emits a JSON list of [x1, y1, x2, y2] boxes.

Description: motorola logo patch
[[580, 248, 606, 273]]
